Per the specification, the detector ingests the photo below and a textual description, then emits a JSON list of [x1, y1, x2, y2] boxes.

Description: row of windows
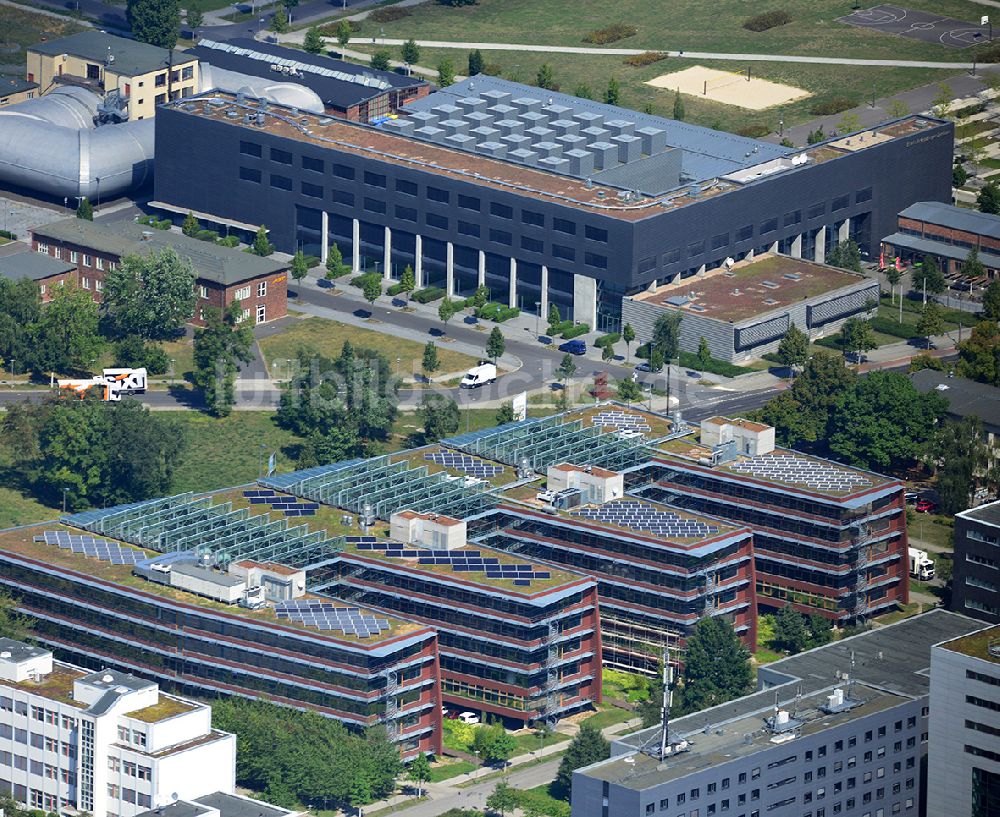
[[0, 751, 76, 784], [37, 244, 116, 272], [106, 784, 152, 807], [107, 757, 151, 778]]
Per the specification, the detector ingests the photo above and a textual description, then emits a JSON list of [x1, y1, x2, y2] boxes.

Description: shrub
[[743, 10, 792, 32], [303, 255, 321, 269], [350, 272, 381, 289], [809, 97, 856, 116], [137, 215, 172, 230], [476, 302, 520, 322], [216, 235, 240, 247], [976, 41, 1000, 63], [386, 282, 406, 296], [412, 286, 446, 304], [548, 319, 574, 336], [562, 323, 590, 339], [596, 332, 620, 347], [195, 229, 219, 242], [0, 229, 16, 240], [318, 19, 360, 35], [737, 124, 771, 138], [370, 6, 409, 22], [624, 51, 668, 67], [582, 23, 638, 44], [113, 336, 170, 375], [678, 350, 747, 377]]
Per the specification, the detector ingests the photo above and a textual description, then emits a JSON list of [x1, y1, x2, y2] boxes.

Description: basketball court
[[838, 5, 987, 49], [645, 66, 810, 111]]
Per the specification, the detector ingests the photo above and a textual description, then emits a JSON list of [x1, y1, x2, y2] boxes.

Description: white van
[[460, 361, 497, 389]]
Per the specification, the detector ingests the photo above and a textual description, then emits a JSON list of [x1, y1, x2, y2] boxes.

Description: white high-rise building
[[0, 638, 235, 817]]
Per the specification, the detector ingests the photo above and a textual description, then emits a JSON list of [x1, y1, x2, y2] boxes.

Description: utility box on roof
[[700, 416, 775, 456], [390, 510, 467, 550], [547, 463, 624, 505]]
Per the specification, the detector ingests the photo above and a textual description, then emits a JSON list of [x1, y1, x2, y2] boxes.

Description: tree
[[281, 0, 298, 22], [421, 341, 439, 378], [807, 614, 833, 648], [0, 591, 32, 641], [192, 301, 253, 417], [652, 312, 682, 363], [326, 243, 347, 279], [76, 197, 93, 220], [697, 336, 711, 369], [649, 348, 664, 373], [335, 20, 353, 51], [601, 342, 614, 362], [419, 394, 460, 442], [547, 303, 561, 330], [885, 264, 902, 305], [486, 326, 505, 363], [961, 246, 987, 281], [616, 377, 642, 404], [536, 63, 557, 91], [401, 38, 420, 69], [957, 321, 1000, 386], [251, 225, 274, 257], [927, 417, 994, 515], [269, 10, 289, 35], [772, 606, 811, 654], [556, 353, 577, 386], [182, 210, 200, 237], [840, 317, 877, 361], [672, 88, 685, 121], [954, 163, 969, 188], [776, 324, 808, 373], [554, 723, 609, 799], [471, 284, 490, 310], [186, 1, 203, 31], [982, 278, 1000, 322], [473, 722, 517, 766], [370, 50, 392, 71], [303, 26, 325, 55], [806, 126, 825, 145], [437, 57, 455, 88], [290, 250, 310, 282], [622, 323, 636, 361], [573, 83, 593, 100], [887, 98, 909, 118], [604, 76, 620, 106], [31, 283, 104, 375], [495, 401, 515, 425], [363, 274, 382, 307], [349, 776, 371, 817], [677, 616, 753, 715], [113, 335, 170, 374], [486, 781, 517, 817], [916, 301, 945, 348], [102, 247, 197, 339], [837, 111, 861, 135], [407, 752, 430, 798], [468, 48, 484, 76], [399, 264, 416, 301], [0, 277, 41, 372], [827, 371, 946, 470], [438, 295, 458, 326], [931, 81, 953, 118], [913, 254, 945, 297], [126, 0, 180, 48], [978, 180, 1000, 215], [826, 239, 862, 272]]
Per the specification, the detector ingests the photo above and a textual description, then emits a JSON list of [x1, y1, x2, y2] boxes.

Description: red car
[[916, 499, 937, 513]]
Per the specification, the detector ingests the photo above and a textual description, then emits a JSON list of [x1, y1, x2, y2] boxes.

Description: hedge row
[[0, 229, 16, 241], [583, 23, 637, 44], [350, 273, 381, 289], [743, 10, 791, 31], [625, 51, 668, 67], [137, 215, 172, 230], [412, 286, 445, 303], [217, 235, 240, 248], [737, 124, 771, 139], [562, 323, 590, 340], [386, 282, 406, 296], [809, 97, 856, 116], [476, 302, 520, 322], [195, 229, 219, 242], [677, 351, 748, 378], [596, 332, 620, 347], [548, 319, 575, 336]]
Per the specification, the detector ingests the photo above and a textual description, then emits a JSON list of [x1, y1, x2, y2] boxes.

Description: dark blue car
[[558, 339, 587, 355]]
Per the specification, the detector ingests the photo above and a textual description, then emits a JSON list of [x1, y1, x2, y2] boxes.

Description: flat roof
[[0, 76, 38, 96], [910, 369, 1000, 431], [938, 625, 1000, 664], [29, 31, 196, 76], [0, 250, 77, 282], [31, 218, 287, 286], [958, 499, 1000, 528], [0, 637, 49, 661], [191, 39, 425, 110], [0, 522, 423, 648], [194, 792, 294, 817], [585, 684, 910, 789], [900, 200, 1000, 240], [630, 253, 876, 323], [388, 444, 519, 488]]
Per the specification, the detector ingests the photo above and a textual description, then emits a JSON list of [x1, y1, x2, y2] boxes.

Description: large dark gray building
[[572, 610, 983, 817], [953, 501, 1000, 623], [153, 77, 952, 332]]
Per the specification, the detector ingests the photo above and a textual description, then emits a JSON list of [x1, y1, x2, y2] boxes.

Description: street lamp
[[778, 118, 783, 137], [534, 301, 541, 338], [983, 15, 993, 43]]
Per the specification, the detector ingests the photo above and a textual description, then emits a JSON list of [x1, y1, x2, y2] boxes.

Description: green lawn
[[0, 487, 56, 530], [513, 729, 570, 754], [258, 316, 480, 380], [909, 512, 954, 551], [0, 4, 85, 49], [427, 759, 478, 783], [515, 784, 571, 817], [582, 705, 633, 731]]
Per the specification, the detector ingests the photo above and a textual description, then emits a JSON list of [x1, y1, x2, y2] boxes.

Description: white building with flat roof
[[0, 638, 235, 817]]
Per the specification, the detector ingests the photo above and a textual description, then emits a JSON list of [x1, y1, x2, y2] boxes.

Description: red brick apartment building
[[29, 218, 288, 326]]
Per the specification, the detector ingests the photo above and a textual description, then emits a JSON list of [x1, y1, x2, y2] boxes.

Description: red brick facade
[[29, 237, 288, 326], [893, 215, 999, 279]]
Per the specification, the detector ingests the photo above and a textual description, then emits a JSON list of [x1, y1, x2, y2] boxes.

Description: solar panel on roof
[[727, 453, 872, 492]]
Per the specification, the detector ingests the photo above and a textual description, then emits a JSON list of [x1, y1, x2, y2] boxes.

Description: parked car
[[904, 491, 919, 504], [558, 339, 587, 355], [634, 361, 661, 374], [458, 711, 480, 724], [916, 498, 937, 513]]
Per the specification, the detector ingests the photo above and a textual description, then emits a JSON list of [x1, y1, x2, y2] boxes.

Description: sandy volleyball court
[[646, 65, 811, 110]]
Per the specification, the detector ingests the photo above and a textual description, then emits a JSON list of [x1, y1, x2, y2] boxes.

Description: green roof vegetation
[[10, 666, 86, 708], [127, 695, 198, 723], [941, 627, 1000, 663]]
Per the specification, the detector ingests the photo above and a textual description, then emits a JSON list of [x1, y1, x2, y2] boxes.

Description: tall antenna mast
[[659, 649, 672, 760]]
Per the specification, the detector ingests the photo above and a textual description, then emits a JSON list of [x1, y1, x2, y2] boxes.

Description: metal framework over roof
[[64, 493, 337, 568]]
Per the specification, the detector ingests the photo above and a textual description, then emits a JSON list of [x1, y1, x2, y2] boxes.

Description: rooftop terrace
[[631, 253, 876, 323]]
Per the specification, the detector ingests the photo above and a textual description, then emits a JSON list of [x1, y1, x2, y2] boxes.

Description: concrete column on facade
[[320, 211, 329, 265], [697, 263, 707, 276], [352, 218, 361, 273], [414, 234, 424, 288], [539, 265, 549, 321], [383, 226, 392, 280], [814, 226, 827, 264], [646, 278, 658, 291], [478, 250, 486, 288], [745, 249, 755, 261], [508, 257, 517, 309], [573, 273, 598, 329], [838, 218, 850, 244], [769, 240, 779, 254], [791, 234, 803, 259], [446, 241, 455, 296]]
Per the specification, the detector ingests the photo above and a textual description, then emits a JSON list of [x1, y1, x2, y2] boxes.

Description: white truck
[[57, 368, 148, 402], [460, 360, 497, 389], [908, 547, 935, 581]]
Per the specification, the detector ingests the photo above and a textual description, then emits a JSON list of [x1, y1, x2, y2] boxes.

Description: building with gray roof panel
[[575, 610, 985, 817], [910, 369, 1000, 438], [0, 250, 77, 282], [28, 31, 197, 78], [885, 200, 1000, 280]]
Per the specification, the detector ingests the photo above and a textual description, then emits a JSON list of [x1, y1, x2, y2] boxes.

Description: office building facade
[[953, 502, 1000, 623]]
